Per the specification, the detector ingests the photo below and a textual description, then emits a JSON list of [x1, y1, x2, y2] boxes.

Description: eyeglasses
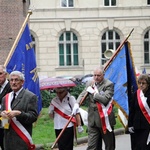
[[10, 78, 21, 82], [94, 74, 103, 77], [138, 82, 147, 85]]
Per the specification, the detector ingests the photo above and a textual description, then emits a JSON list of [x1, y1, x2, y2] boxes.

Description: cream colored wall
[[29, 0, 150, 77]]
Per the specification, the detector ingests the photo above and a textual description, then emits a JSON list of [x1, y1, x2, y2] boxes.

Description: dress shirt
[[0, 80, 8, 93]]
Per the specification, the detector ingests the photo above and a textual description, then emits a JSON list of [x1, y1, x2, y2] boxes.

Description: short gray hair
[[9, 71, 25, 81]]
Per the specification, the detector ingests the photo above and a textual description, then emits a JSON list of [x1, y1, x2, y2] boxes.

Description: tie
[[11, 93, 16, 106]]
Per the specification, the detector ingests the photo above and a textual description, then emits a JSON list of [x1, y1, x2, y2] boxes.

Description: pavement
[[35, 128, 126, 150]]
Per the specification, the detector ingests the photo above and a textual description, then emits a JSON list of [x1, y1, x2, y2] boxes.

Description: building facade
[[0, 0, 29, 64], [29, 0, 150, 77]]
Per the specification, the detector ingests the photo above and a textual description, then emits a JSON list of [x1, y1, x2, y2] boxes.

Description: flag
[[104, 42, 138, 128], [135, 67, 140, 77], [5, 24, 42, 114], [142, 68, 146, 74]]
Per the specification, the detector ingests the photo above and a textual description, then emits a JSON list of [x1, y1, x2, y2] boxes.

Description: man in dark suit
[[0, 65, 12, 150], [72, 66, 116, 150], [1, 70, 38, 150]]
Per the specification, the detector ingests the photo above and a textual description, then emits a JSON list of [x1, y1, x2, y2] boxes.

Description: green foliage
[[69, 84, 85, 99], [40, 84, 85, 108]]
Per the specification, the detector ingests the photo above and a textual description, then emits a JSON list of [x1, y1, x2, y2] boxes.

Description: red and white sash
[[96, 100, 113, 134], [51, 100, 76, 124], [92, 84, 113, 134], [5, 93, 35, 150], [137, 89, 150, 124]]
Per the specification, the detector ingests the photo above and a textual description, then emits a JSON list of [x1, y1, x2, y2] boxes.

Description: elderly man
[[0, 65, 12, 150], [72, 66, 116, 150], [1, 71, 38, 150]]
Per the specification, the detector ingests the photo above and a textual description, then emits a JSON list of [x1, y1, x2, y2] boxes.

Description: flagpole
[[104, 28, 134, 71], [4, 10, 32, 67]]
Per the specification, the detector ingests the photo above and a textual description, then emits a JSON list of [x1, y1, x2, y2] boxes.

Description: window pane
[[69, 0, 74, 7], [73, 43, 78, 65], [144, 41, 149, 52], [66, 32, 71, 41], [66, 44, 71, 54], [59, 34, 64, 41], [67, 55, 71, 65], [115, 32, 120, 39], [66, 44, 71, 65], [61, 0, 67, 7], [144, 31, 149, 39], [109, 42, 113, 49], [104, 0, 109, 6], [116, 42, 120, 50], [59, 56, 64, 66], [59, 44, 64, 54], [144, 53, 149, 64], [102, 43, 106, 53], [108, 31, 113, 39], [74, 55, 78, 65], [112, 0, 116, 6], [73, 44, 78, 54], [73, 33, 77, 40], [59, 44, 64, 66], [102, 33, 106, 40]]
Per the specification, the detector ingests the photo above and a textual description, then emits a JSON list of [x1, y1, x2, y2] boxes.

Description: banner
[[104, 42, 138, 127], [5, 24, 42, 114]]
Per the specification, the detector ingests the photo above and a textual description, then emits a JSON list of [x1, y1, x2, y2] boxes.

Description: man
[[49, 87, 83, 150], [72, 66, 116, 150], [1, 71, 38, 150], [0, 65, 12, 150]]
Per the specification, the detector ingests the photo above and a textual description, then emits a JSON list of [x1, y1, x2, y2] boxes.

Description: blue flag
[[104, 42, 138, 126], [6, 24, 42, 114]]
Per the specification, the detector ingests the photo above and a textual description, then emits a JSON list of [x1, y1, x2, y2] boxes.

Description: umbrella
[[40, 77, 76, 90], [56, 75, 73, 80]]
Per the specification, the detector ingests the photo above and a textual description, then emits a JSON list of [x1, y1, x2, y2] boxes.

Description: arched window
[[59, 31, 78, 66], [101, 30, 121, 65], [144, 30, 150, 64]]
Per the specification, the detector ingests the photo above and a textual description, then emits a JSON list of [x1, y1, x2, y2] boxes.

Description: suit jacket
[[77, 78, 116, 127], [0, 82, 12, 104], [128, 88, 150, 130], [1, 89, 38, 150]]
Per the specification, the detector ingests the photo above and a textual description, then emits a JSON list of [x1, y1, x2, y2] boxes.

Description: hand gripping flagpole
[[51, 28, 134, 149], [4, 10, 32, 67]]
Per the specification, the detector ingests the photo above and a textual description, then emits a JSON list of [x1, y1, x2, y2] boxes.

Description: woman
[[128, 74, 150, 150]]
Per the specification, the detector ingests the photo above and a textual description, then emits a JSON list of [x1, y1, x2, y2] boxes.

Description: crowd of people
[[0, 64, 150, 150]]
